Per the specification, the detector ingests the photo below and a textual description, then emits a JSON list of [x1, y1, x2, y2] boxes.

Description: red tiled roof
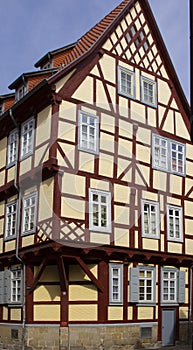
[[63, 0, 130, 65]]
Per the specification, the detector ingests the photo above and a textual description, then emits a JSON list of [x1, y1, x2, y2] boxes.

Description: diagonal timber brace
[[75, 256, 104, 293]]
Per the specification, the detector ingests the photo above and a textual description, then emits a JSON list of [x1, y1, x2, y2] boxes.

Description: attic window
[[15, 84, 28, 102], [0, 103, 4, 116], [41, 62, 52, 70], [130, 25, 136, 37]]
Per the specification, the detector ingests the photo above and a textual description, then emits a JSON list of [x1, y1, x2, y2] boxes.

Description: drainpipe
[[9, 109, 25, 350], [188, 265, 193, 345]]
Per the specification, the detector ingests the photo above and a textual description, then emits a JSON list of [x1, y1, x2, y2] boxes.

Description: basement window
[[140, 326, 152, 339]]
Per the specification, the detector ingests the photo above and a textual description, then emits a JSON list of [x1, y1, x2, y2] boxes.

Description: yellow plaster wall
[[69, 305, 97, 321], [36, 106, 51, 147], [4, 240, 15, 252], [138, 307, 154, 320], [34, 144, 49, 167], [59, 120, 76, 143], [37, 265, 59, 282], [7, 166, 15, 183], [131, 101, 146, 124], [22, 235, 34, 247], [175, 113, 189, 140], [69, 264, 98, 281], [0, 137, 6, 169], [100, 55, 116, 84], [118, 138, 132, 158], [185, 239, 193, 255], [114, 184, 130, 203], [72, 76, 93, 103], [157, 80, 171, 105], [142, 238, 158, 251], [114, 205, 129, 226], [59, 101, 77, 123], [79, 152, 94, 173], [90, 179, 110, 192], [99, 154, 114, 178], [101, 113, 115, 133], [90, 232, 110, 245], [108, 307, 123, 320], [0, 172, 5, 187], [34, 285, 60, 302], [34, 305, 60, 322], [69, 285, 97, 301], [62, 173, 85, 197], [100, 132, 114, 153], [179, 307, 188, 319], [56, 69, 76, 92], [168, 242, 182, 254], [61, 197, 85, 220], [0, 238, 3, 254], [3, 307, 8, 320], [114, 228, 129, 247], [38, 178, 54, 222], [20, 157, 32, 176], [10, 309, 21, 321]]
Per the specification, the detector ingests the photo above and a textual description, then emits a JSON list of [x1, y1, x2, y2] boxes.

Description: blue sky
[[0, 0, 189, 100]]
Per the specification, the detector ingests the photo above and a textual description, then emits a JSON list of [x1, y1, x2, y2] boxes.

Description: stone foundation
[[0, 322, 190, 350]]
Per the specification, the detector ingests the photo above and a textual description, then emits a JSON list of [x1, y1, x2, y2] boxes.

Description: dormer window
[[41, 61, 52, 70], [15, 84, 28, 102], [0, 103, 4, 116]]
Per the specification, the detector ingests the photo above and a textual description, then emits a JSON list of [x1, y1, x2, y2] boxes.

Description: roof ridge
[[62, 0, 131, 65]]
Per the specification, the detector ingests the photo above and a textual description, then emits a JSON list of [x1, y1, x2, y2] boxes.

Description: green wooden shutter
[[130, 267, 139, 303]]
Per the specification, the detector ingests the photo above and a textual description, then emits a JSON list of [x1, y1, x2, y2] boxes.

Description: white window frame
[[22, 192, 37, 235], [20, 117, 35, 160], [0, 103, 4, 116], [7, 129, 18, 167], [89, 189, 111, 233], [109, 263, 123, 305], [130, 266, 156, 304], [78, 111, 99, 154], [141, 76, 157, 107], [11, 267, 22, 304], [138, 266, 156, 304], [118, 66, 135, 99], [161, 268, 178, 304], [152, 134, 185, 176], [141, 200, 160, 239], [15, 83, 28, 102], [5, 201, 18, 240], [167, 205, 183, 242]]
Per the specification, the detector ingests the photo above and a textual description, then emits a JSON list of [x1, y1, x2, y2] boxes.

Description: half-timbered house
[[0, 0, 192, 349]]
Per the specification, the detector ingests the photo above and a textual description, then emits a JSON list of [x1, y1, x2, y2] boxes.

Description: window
[[78, 111, 99, 154], [152, 134, 185, 176], [141, 76, 157, 106], [130, 266, 156, 304], [161, 268, 185, 304], [0, 103, 4, 116], [5, 201, 17, 239], [141, 200, 159, 239], [22, 192, 37, 234], [7, 129, 18, 166], [167, 205, 183, 242], [20, 118, 35, 159], [109, 263, 123, 305], [11, 267, 22, 304], [0, 266, 23, 305], [89, 189, 111, 232], [15, 84, 28, 102], [118, 66, 135, 99]]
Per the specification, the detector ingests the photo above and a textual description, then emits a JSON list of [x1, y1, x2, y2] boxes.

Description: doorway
[[162, 309, 176, 346]]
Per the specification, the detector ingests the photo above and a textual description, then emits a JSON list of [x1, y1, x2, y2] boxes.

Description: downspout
[[188, 265, 193, 345], [9, 109, 26, 350]]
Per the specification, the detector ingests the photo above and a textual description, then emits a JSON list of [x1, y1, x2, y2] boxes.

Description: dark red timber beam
[[190, 0, 193, 141]]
